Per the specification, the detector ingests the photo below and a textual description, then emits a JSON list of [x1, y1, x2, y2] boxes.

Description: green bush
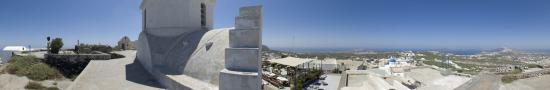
[[76, 44, 113, 53], [5, 56, 60, 81], [24, 82, 60, 90], [50, 38, 64, 54], [25, 82, 45, 89], [6, 56, 40, 74], [502, 75, 518, 83], [527, 64, 543, 68], [45, 87, 60, 90], [110, 53, 125, 59], [510, 69, 522, 74], [281, 54, 288, 58], [26, 63, 60, 81], [293, 69, 322, 90]]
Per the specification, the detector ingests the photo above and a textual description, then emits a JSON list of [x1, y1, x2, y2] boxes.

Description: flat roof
[[269, 57, 312, 67]]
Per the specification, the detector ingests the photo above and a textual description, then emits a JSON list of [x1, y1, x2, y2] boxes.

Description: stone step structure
[[219, 6, 263, 90]]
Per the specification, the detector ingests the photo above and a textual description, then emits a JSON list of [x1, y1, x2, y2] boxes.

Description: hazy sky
[[1, 0, 549, 49]]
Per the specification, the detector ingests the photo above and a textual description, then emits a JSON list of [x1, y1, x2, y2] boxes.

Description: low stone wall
[[43, 52, 112, 78], [44, 53, 111, 61], [516, 69, 550, 79]]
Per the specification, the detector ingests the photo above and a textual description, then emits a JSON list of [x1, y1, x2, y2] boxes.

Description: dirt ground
[[500, 75, 550, 90]]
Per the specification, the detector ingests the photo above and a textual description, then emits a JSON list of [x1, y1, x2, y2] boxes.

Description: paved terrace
[[67, 50, 164, 90], [455, 72, 500, 90]]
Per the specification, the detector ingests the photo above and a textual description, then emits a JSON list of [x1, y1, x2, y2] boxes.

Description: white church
[[136, 0, 262, 90]]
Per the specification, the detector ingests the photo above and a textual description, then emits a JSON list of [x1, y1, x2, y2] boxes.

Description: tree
[[50, 38, 63, 54]]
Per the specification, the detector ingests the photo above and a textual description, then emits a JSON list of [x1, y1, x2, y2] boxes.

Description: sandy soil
[[0, 74, 29, 90], [0, 53, 73, 90], [0, 74, 73, 90]]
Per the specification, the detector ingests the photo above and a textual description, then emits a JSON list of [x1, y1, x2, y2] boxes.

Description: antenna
[[445, 54, 450, 69], [292, 35, 295, 54]]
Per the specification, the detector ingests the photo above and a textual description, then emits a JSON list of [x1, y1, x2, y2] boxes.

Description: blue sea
[[0, 45, 8, 64], [271, 47, 484, 55], [373, 48, 483, 55], [0, 51, 5, 64]]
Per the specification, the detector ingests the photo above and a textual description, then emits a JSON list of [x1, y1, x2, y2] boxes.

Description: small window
[[143, 9, 146, 30], [200, 3, 206, 27]]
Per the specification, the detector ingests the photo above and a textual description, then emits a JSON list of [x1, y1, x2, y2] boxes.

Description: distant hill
[[261, 45, 285, 60], [483, 47, 514, 53]]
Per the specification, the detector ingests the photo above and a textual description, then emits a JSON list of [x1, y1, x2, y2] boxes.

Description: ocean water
[[271, 47, 484, 55], [0, 51, 5, 64]]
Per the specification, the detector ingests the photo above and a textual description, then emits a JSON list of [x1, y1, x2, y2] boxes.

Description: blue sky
[[1, 0, 549, 49]]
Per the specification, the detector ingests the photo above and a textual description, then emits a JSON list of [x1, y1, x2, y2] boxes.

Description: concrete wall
[[141, 0, 214, 33], [136, 0, 263, 89], [136, 32, 153, 74], [136, 29, 230, 90], [219, 5, 262, 90]]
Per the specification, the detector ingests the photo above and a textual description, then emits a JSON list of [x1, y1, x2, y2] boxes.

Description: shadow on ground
[[43, 58, 90, 79], [125, 58, 164, 88]]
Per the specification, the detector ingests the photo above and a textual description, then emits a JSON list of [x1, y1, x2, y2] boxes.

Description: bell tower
[[141, 0, 215, 32]]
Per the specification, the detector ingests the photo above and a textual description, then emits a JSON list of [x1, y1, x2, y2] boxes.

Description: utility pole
[[46, 36, 50, 53], [76, 40, 80, 54]]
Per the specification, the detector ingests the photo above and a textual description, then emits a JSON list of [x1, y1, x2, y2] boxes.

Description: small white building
[[310, 59, 338, 71], [3, 46, 30, 52], [2, 46, 30, 64], [322, 59, 338, 71]]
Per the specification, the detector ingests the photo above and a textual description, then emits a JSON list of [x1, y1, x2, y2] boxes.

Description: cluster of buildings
[[338, 55, 423, 90], [261, 50, 429, 90], [515, 55, 550, 66]]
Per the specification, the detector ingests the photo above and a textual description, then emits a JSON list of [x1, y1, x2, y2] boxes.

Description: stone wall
[[516, 69, 550, 79], [44, 52, 111, 62], [44, 52, 111, 78]]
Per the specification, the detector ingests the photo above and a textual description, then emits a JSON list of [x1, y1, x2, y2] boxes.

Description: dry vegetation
[[4, 55, 61, 81]]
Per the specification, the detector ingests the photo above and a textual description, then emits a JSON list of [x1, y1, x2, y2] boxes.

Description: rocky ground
[[0, 69, 72, 90], [405, 68, 471, 90], [500, 75, 550, 90], [455, 72, 500, 90]]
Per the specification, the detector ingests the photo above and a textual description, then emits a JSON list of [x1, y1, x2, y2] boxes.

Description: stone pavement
[[67, 50, 164, 90], [455, 72, 500, 90]]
